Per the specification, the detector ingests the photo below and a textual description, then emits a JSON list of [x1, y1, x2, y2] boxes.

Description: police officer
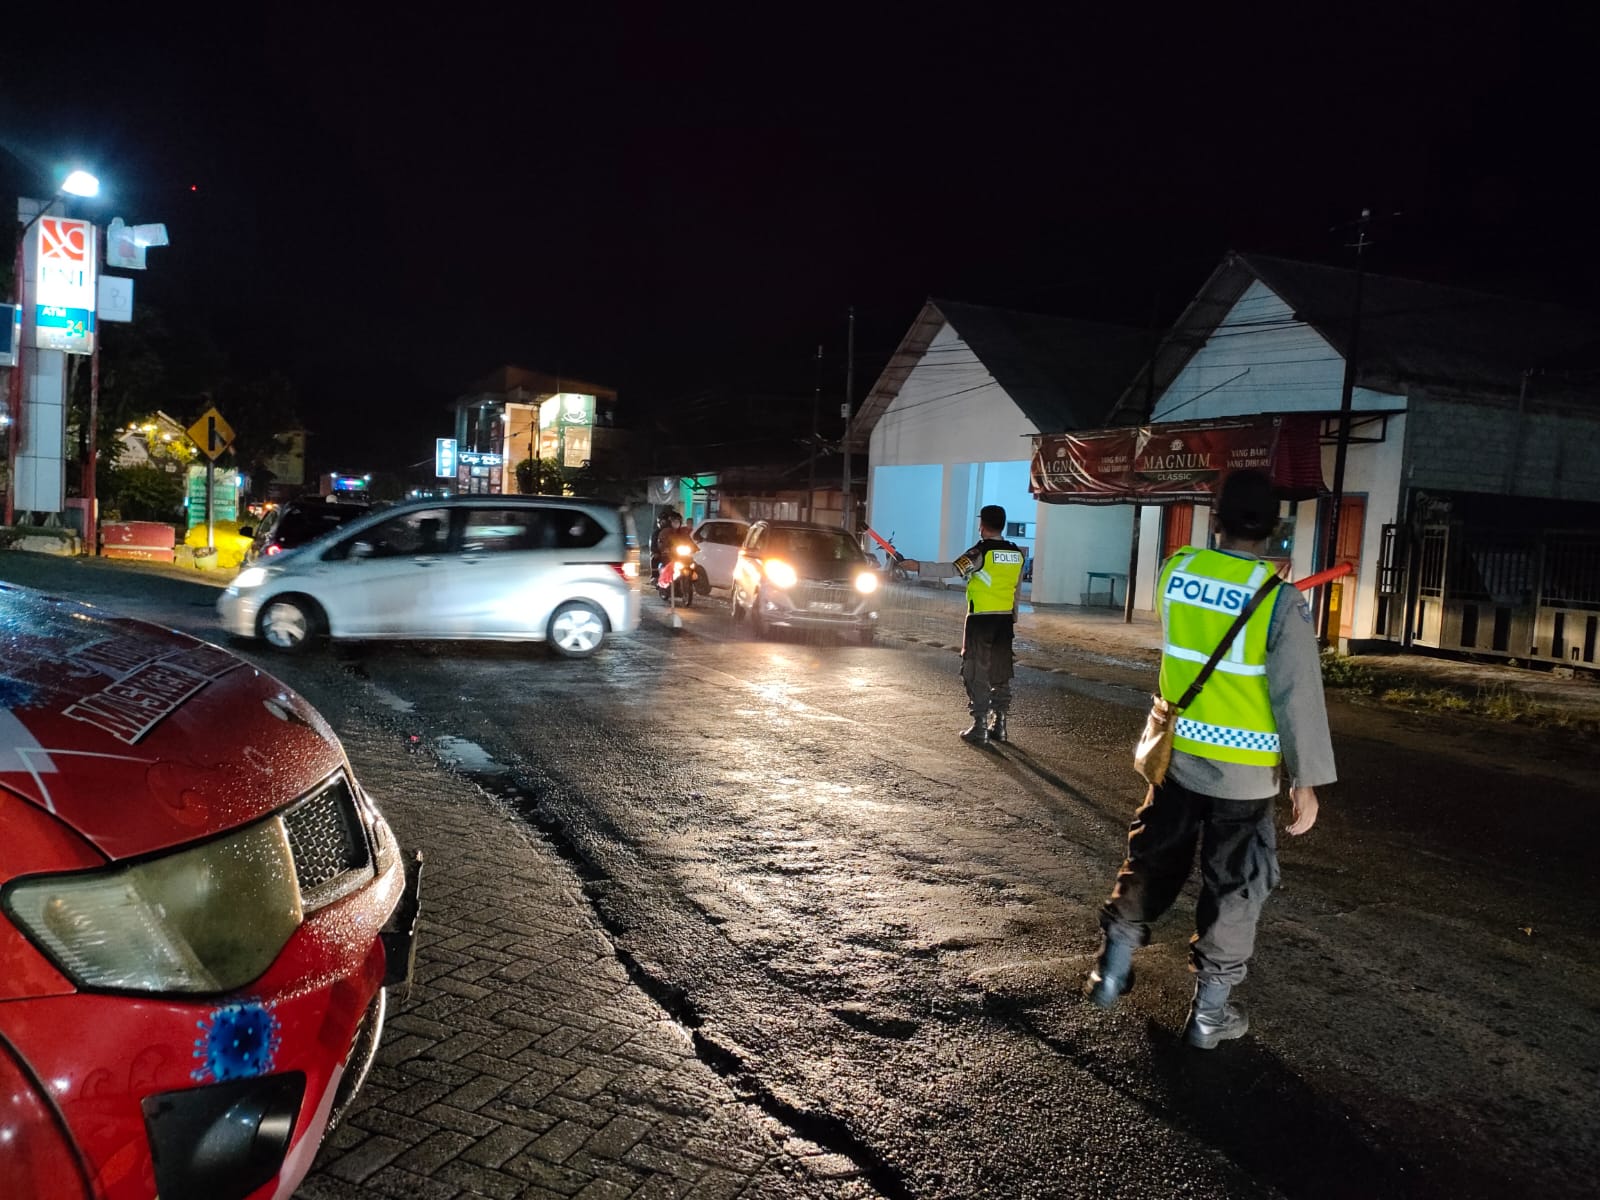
[[953, 504, 1026, 746], [1084, 469, 1335, 1048]]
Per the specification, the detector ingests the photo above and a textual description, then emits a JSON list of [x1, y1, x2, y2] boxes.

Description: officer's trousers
[[1098, 776, 1281, 986], [961, 614, 1014, 717]]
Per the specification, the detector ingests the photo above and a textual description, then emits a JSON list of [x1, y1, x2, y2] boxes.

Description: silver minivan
[[218, 496, 641, 657]]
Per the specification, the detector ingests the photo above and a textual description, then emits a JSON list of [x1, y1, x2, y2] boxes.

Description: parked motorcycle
[[864, 526, 914, 583]]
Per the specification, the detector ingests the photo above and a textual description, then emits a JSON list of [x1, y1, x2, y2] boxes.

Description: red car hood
[[0, 584, 347, 861]]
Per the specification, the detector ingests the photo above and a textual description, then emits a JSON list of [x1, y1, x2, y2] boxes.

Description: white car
[[219, 496, 641, 657], [692, 518, 751, 591]]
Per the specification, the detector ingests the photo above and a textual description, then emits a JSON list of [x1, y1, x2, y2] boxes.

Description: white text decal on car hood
[[64, 645, 245, 744]]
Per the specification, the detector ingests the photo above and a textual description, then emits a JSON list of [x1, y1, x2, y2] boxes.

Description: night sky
[[5, 4, 1596, 472]]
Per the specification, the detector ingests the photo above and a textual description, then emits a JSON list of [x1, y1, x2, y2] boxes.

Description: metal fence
[[1402, 524, 1600, 667]]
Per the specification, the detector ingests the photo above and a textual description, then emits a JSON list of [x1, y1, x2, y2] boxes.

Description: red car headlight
[[2, 816, 304, 994]]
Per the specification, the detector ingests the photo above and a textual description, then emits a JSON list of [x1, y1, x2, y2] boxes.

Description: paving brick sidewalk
[[300, 711, 855, 1200]]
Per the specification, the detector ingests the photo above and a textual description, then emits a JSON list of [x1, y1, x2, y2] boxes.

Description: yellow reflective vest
[[1157, 547, 1281, 767], [956, 541, 1024, 614]]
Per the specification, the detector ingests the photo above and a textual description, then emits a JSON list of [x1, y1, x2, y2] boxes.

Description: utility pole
[[1125, 290, 1162, 623], [807, 343, 821, 522], [841, 308, 856, 532], [1318, 207, 1372, 647], [86, 248, 100, 553]]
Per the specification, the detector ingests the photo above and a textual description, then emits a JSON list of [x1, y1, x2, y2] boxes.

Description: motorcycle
[[656, 539, 703, 607]]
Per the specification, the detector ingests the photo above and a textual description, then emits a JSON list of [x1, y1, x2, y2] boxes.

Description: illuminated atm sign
[[31, 217, 96, 354]]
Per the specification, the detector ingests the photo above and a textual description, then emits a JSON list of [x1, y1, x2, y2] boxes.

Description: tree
[[66, 306, 171, 483], [212, 372, 300, 477], [106, 463, 185, 523]]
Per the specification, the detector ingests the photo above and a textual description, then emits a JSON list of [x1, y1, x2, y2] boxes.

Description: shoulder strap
[[1173, 575, 1281, 710]]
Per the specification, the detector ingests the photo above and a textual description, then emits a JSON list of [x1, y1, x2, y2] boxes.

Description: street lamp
[[60, 170, 100, 198]]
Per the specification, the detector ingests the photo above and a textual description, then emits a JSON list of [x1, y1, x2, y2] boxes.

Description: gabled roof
[[1105, 252, 1600, 423], [845, 300, 1150, 450]]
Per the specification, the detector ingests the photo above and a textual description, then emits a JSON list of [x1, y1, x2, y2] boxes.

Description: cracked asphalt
[[3, 552, 1596, 1200]]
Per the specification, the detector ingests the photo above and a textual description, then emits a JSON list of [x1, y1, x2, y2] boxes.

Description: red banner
[[1030, 414, 1324, 505]]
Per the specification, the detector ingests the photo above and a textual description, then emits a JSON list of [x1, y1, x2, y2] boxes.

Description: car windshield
[[765, 528, 867, 564]]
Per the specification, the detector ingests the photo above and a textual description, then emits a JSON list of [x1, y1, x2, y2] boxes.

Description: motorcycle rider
[[650, 510, 680, 579], [657, 513, 700, 599]]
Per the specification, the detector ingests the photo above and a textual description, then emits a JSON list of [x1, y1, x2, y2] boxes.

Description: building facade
[[450, 366, 619, 496], [847, 300, 1150, 600], [1048, 253, 1600, 664]]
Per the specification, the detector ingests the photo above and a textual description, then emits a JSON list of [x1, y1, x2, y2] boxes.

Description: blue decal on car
[[193, 1002, 281, 1082]]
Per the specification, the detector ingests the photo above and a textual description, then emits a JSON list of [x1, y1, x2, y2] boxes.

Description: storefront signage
[[1030, 414, 1324, 505], [32, 217, 97, 354], [185, 465, 240, 526], [458, 450, 503, 466], [435, 437, 458, 477], [552, 393, 595, 427]]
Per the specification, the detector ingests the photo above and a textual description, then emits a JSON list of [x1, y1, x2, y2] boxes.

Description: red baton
[[1292, 562, 1354, 592]]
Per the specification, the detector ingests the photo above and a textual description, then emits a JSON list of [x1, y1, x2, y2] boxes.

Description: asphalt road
[[5, 555, 1596, 1200]]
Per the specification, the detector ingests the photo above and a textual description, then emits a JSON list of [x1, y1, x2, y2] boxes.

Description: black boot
[[1183, 979, 1249, 1049], [960, 714, 989, 745], [989, 712, 1009, 743], [1083, 938, 1134, 1009]]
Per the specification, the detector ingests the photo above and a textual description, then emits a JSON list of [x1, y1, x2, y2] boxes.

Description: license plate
[[808, 601, 844, 612]]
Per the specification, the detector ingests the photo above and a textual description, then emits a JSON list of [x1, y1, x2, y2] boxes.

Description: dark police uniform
[[954, 536, 1025, 729]]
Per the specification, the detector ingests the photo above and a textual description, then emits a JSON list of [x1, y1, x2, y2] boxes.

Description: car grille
[[283, 775, 373, 910], [791, 581, 865, 612]]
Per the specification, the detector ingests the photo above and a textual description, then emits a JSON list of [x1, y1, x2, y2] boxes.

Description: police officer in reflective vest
[[954, 504, 1026, 746], [1084, 469, 1336, 1048]]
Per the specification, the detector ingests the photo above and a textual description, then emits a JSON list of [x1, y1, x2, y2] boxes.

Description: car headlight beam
[[854, 572, 879, 594], [3, 816, 304, 994], [232, 566, 270, 590], [764, 559, 798, 589]]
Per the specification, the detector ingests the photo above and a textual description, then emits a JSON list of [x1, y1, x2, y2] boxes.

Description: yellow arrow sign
[[187, 406, 235, 461]]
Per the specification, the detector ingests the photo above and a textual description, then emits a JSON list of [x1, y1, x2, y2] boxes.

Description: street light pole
[[5, 227, 23, 527], [807, 344, 821, 522], [841, 308, 855, 532], [85, 225, 101, 554]]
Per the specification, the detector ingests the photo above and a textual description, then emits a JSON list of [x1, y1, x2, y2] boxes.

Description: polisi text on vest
[[1165, 570, 1250, 614]]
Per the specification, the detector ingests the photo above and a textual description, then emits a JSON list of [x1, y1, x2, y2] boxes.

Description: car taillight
[[0, 1042, 92, 1199], [612, 562, 639, 581], [265, 543, 282, 556]]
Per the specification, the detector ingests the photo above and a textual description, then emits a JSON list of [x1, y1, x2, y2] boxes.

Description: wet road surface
[[314, 594, 1600, 1199]]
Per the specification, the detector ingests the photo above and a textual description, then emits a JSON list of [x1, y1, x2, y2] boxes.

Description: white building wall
[[1134, 505, 1164, 611], [1154, 281, 1403, 419], [16, 349, 67, 514], [867, 464, 943, 561], [1319, 412, 1407, 641], [1032, 503, 1135, 605], [866, 320, 1041, 564]]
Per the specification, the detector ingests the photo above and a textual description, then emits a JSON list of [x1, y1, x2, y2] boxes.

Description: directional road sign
[[187, 406, 235, 461]]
